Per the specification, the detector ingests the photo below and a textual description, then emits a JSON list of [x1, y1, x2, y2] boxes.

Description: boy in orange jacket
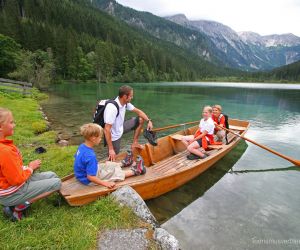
[[0, 108, 61, 221]]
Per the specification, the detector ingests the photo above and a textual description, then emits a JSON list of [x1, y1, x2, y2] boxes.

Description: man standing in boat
[[103, 85, 153, 161]]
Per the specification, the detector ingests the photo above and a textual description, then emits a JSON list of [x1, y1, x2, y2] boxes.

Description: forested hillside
[[252, 60, 300, 82], [0, 0, 237, 86]]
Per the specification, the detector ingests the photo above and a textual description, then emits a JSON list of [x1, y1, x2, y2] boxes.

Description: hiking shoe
[[131, 156, 146, 175], [122, 150, 134, 167], [143, 129, 158, 146]]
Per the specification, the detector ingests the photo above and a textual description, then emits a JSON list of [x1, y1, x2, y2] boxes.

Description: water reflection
[[146, 141, 248, 223]]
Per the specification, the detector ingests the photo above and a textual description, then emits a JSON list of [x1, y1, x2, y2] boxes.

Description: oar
[[152, 120, 199, 132], [216, 124, 300, 167]]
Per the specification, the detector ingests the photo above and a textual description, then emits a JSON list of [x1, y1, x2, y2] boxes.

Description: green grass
[[0, 91, 145, 249]]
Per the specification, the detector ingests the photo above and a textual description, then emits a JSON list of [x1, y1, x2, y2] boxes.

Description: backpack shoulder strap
[[105, 100, 120, 117], [218, 113, 224, 123]]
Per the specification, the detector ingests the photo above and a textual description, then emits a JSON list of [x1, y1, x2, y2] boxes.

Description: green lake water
[[42, 82, 300, 250]]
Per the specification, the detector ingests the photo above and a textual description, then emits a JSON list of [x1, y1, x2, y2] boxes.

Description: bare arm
[[132, 108, 153, 130], [191, 131, 208, 143], [87, 175, 115, 188], [104, 123, 116, 161], [214, 122, 224, 131]]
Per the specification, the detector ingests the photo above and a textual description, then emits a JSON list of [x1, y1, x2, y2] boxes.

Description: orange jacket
[[194, 129, 215, 150], [0, 139, 32, 196], [212, 114, 225, 133]]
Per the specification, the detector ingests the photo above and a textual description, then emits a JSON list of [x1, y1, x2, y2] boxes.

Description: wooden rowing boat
[[60, 119, 250, 206]]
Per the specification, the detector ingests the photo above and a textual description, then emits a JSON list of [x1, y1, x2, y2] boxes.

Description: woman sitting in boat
[[74, 123, 146, 189], [181, 106, 215, 160], [212, 104, 226, 143]]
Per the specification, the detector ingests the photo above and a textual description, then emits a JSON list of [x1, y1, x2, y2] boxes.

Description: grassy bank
[[0, 91, 144, 249]]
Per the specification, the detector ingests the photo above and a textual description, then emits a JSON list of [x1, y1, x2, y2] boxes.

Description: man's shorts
[[111, 117, 140, 154]]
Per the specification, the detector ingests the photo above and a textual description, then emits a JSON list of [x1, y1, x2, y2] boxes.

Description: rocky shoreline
[[99, 186, 179, 250]]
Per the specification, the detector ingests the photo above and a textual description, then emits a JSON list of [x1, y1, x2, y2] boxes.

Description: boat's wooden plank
[[207, 144, 223, 149], [156, 152, 190, 173], [160, 149, 219, 175], [147, 136, 174, 163], [227, 132, 237, 143], [229, 125, 246, 131], [155, 147, 220, 175], [152, 151, 187, 170], [170, 134, 183, 141]]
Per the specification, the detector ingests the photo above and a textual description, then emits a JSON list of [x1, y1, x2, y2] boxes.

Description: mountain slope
[[94, 0, 269, 70], [166, 14, 300, 71], [256, 60, 300, 82], [92, 0, 222, 64], [239, 32, 300, 47], [95, 0, 300, 71], [0, 0, 234, 82]]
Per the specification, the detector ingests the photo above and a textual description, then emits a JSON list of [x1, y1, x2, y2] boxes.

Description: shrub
[[32, 121, 48, 134]]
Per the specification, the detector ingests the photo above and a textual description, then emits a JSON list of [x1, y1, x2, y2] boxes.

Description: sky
[[116, 0, 300, 36]]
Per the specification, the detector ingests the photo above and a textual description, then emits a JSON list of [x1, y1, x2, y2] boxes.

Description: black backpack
[[218, 113, 229, 144], [93, 99, 119, 128], [218, 113, 229, 129]]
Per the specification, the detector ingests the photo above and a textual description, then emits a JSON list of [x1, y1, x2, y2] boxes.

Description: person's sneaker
[[3, 206, 14, 219], [122, 150, 134, 167], [187, 153, 200, 160], [2, 206, 24, 222], [14, 201, 31, 212], [12, 210, 24, 221], [143, 129, 158, 146], [187, 153, 207, 160], [131, 156, 146, 175]]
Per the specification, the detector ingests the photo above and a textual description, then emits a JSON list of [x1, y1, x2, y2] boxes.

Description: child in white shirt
[[182, 106, 215, 160]]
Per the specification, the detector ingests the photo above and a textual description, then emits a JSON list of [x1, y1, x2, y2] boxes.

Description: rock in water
[[111, 186, 158, 227], [154, 228, 179, 250], [58, 139, 69, 146]]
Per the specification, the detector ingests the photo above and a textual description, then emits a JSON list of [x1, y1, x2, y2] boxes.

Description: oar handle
[[216, 124, 300, 167]]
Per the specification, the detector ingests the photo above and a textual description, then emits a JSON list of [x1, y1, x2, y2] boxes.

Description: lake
[[42, 82, 300, 250]]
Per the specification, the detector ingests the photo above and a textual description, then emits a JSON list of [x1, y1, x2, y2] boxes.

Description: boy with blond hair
[[74, 123, 146, 188]]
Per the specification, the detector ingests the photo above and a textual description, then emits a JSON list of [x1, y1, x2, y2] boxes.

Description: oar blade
[[291, 159, 300, 167]]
